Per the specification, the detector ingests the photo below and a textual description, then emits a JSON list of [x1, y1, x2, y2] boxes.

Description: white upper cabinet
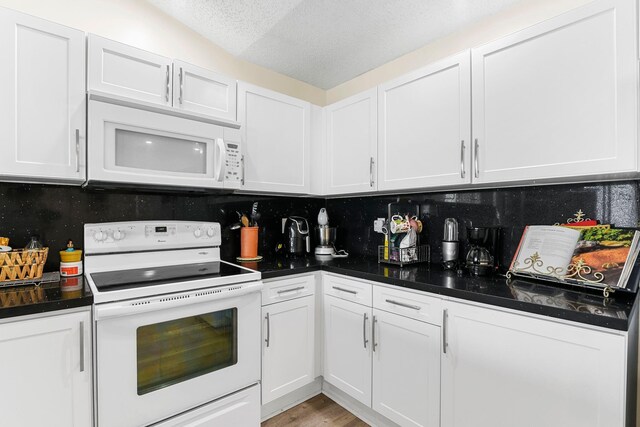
[[238, 82, 311, 194], [378, 51, 472, 191], [325, 88, 378, 195], [0, 7, 86, 184], [172, 60, 237, 121], [471, 0, 637, 184], [88, 34, 173, 106]]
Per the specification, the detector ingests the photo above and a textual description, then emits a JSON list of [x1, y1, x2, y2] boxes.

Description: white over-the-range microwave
[[86, 98, 242, 191]]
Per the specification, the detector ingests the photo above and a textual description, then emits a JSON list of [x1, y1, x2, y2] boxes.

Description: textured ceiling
[[147, 0, 523, 89]]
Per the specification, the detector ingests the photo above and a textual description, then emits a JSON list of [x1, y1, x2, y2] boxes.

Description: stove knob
[[113, 230, 125, 240], [93, 231, 104, 242], [194, 228, 202, 238], [207, 227, 215, 237]]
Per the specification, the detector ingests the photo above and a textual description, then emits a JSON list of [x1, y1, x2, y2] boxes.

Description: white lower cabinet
[[372, 309, 440, 427], [0, 309, 92, 427], [261, 276, 316, 405], [441, 300, 629, 427], [323, 293, 373, 406]]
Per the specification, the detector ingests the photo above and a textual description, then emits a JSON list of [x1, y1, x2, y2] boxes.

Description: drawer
[[262, 274, 315, 305], [373, 285, 442, 325], [323, 274, 372, 306]]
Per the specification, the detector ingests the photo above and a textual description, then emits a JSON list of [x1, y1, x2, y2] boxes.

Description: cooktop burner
[[91, 261, 251, 292]]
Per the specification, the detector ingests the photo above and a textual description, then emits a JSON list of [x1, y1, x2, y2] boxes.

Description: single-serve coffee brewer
[[465, 226, 501, 276]]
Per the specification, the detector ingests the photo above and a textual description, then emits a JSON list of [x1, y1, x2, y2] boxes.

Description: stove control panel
[[85, 221, 221, 254]]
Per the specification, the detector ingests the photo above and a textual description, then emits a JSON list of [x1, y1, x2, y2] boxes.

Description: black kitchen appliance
[[465, 226, 501, 276], [283, 216, 311, 255]]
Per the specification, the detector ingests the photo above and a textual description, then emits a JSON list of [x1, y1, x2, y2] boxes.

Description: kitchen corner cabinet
[[441, 300, 629, 427], [377, 51, 471, 191], [0, 8, 86, 184], [325, 88, 378, 195], [238, 82, 311, 194], [261, 276, 316, 404], [0, 309, 92, 426], [471, 0, 637, 184]]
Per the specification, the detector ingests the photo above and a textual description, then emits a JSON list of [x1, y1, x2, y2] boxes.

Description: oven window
[[115, 129, 207, 174], [136, 308, 237, 395]]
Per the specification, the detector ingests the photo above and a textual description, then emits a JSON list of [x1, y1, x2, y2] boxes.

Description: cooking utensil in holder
[[0, 248, 48, 282]]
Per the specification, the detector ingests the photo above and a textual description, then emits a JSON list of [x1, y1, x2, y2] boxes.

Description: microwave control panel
[[223, 128, 242, 189]]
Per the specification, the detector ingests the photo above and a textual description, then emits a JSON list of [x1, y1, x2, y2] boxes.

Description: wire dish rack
[[378, 245, 430, 267]]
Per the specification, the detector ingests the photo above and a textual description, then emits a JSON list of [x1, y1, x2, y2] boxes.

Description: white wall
[[0, 0, 326, 105]]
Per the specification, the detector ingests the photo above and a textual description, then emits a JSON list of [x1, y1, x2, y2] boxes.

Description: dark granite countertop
[[236, 255, 638, 331], [0, 273, 93, 320]]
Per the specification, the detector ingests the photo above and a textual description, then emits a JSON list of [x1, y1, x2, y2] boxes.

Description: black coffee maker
[[465, 227, 501, 276], [283, 216, 311, 255]]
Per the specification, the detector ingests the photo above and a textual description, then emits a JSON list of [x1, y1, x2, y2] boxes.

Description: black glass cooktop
[[91, 261, 252, 292]]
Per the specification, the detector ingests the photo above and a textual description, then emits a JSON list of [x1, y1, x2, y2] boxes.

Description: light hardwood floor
[[262, 394, 369, 427]]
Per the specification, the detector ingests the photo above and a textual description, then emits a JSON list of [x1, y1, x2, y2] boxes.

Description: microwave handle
[[214, 138, 227, 182]]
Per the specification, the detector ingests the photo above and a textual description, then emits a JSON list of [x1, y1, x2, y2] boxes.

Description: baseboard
[[321, 381, 399, 427], [261, 378, 323, 421]]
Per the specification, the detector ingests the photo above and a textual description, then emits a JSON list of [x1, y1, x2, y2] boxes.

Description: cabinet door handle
[[165, 64, 170, 103], [332, 286, 357, 295], [372, 315, 378, 352], [385, 299, 421, 311], [75, 129, 80, 173], [363, 313, 369, 348], [264, 313, 270, 348], [442, 309, 448, 354], [277, 286, 305, 294], [79, 321, 85, 372], [460, 140, 465, 178], [369, 157, 375, 187], [474, 139, 479, 179], [179, 67, 184, 105], [241, 154, 245, 186]]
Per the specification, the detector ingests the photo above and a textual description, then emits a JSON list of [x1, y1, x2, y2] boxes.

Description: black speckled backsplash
[[326, 181, 640, 271], [0, 183, 323, 271], [1, 181, 639, 273]]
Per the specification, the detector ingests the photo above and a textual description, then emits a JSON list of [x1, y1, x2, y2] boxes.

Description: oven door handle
[[94, 281, 263, 320]]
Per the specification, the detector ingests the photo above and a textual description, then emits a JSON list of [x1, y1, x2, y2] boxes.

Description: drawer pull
[[385, 299, 421, 311], [277, 286, 305, 295], [332, 286, 357, 295]]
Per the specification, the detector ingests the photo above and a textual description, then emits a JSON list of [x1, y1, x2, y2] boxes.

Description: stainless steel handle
[[442, 309, 448, 354], [385, 299, 421, 311], [369, 157, 375, 187], [165, 65, 170, 102], [277, 286, 305, 295], [363, 313, 369, 348], [75, 129, 80, 173], [179, 67, 184, 104], [460, 140, 465, 179], [241, 154, 245, 186], [372, 315, 378, 352], [265, 313, 270, 348], [332, 286, 357, 295], [474, 139, 479, 179], [79, 321, 85, 372]]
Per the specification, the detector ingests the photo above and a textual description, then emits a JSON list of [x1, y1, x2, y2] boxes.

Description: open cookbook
[[508, 225, 640, 294]]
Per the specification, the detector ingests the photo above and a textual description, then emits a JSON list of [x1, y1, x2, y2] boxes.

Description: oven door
[[94, 282, 261, 427], [88, 100, 227, 190]]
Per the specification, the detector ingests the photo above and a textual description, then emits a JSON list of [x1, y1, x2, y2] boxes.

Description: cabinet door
[[173, 60, 237, 121], [0, 8, 85, 183], [372, 309, 440, 427], [0, 310, 92, 426], [323, 294, 372, 407], [88, 34, 172, 105], [237, 82, 311, 194], [441, 301, 627, 427], [325, 88, 377, 195], [378, 51, 471, 191], [471, 0, 637, 184], [262, 295, 315, 404]]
